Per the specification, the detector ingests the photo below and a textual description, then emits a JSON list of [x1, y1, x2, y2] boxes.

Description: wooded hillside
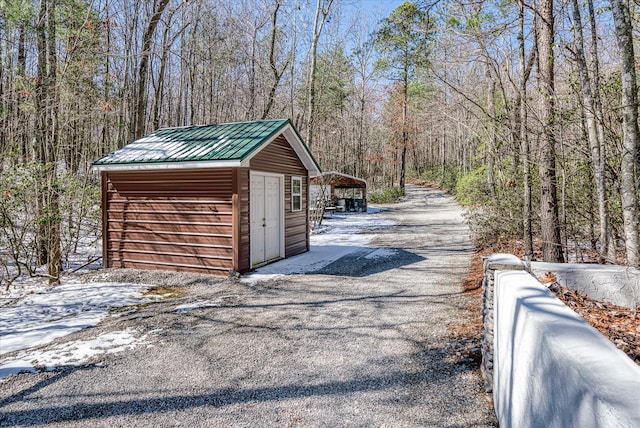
[[1, 0, 638, 285]]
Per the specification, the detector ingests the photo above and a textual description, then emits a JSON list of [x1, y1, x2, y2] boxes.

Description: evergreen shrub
[[369, 186, 406, 203]]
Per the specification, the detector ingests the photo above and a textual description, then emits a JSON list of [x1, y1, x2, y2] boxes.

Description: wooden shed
[[92, 119, 320, 275]]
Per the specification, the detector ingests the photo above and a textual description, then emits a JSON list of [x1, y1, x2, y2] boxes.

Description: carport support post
[[363, 188, 367, 212], [481, 254, 525, 393]]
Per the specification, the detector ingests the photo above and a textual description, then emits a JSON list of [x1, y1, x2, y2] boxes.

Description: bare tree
[[134, 0, 170, 139], [568, 0, 614, 264], [586, 0, 616, 262], [262, 0, 290, 119], [518, 0, 536, 258], [152, 5, 189, 130], [352, 37, 376, 178], [610, 0, 639, 267], [305, 0, 334, 148], [34, 0, 61, 283], [536, 0, 564, 262]]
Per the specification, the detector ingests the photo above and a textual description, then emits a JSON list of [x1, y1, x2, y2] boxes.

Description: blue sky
[[343, 0, 406, 21]]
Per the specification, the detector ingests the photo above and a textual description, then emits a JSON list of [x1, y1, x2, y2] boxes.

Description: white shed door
[[250, 173, 283, 267]]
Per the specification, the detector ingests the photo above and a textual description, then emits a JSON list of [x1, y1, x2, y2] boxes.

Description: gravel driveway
[[0, 185, 497, 427]]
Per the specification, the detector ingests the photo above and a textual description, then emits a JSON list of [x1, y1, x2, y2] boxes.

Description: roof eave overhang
[[92, 159, 243, 172], [284, 125, 321, 176], [93, 120, 321, 175], [242, 122, 321, 176], [310, 171, 367, 187]]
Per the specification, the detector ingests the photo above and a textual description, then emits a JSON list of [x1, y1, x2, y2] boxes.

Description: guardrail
[[482, 254, 640, 428]]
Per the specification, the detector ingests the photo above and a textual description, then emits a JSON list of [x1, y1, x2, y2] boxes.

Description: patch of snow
[[0, 328, 151, 381], [365, 206, 385, 214], [0, 204, 396, 380], [242, 208, 396, 285], [175, 300, 222, 313], [0, 280, 150, 355], [2, 237, 102, 299]]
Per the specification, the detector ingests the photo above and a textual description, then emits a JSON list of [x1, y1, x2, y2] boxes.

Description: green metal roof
[[93, 119, 309, 167]]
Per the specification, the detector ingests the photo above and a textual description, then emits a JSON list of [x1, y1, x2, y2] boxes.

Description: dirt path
[[0, 185, 497, 427]]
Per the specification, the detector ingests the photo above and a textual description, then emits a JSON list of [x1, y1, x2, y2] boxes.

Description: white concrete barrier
[[493, 269, 640, 428], [529, 261, 640, 308]]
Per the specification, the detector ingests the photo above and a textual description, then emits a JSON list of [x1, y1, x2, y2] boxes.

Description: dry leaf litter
[[538, 272, 640, 366]]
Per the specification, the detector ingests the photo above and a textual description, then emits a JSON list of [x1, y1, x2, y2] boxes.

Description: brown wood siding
[[101, 172, 109, 268], [104, 169, 234, 274], [235, 168, 250, 272], [250, 135, 309, 258]]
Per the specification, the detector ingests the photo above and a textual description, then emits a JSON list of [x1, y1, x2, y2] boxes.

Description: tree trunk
[[587, 0, 617, 262], [519, 0, 534, 258], [262, 0, 288, 120], [134, 0, 170, 139], [440, 127, 446, 185], [152, 8, 186, 130], [18, 25, 28, 161], [357, 95, 365, 178], [248, 24, 257, 120], [101, 0, 112, 152], [400, 61, 408, 190], [487, 70, 497, 198], [152, 23, 171, 131], [569, 0, 612, 264], [305, 0, 333, 148], [537, 0, 564, 262], [611, 0, 640, 267], [35, 0, 61, 284], [120, 0, 141, 144]]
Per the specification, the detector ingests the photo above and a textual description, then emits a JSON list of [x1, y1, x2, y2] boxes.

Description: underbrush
[[369, 186, 405, 204], [1, 162, 102, 289]]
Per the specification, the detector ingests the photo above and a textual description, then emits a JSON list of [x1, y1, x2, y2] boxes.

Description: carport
[[310, 171, 367, 213]]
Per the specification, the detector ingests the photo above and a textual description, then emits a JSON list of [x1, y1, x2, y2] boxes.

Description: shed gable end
[[250, 136, 309, 258]]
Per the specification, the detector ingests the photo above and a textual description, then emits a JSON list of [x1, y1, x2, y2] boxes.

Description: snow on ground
[[175, 299, 223, 313], [0, 207, 393, 380], [0, 280, 152, 380], [0, 328, 153, 379], [241, 207, 395, 285]]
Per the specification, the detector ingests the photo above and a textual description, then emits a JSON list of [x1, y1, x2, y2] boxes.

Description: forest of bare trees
[[0, 0, 638, 285]]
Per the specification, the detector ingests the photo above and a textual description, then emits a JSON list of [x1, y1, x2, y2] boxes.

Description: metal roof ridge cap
[[237, 119, 291, 162], [92, 119, 295, 166], [154, 123, 209, 132], [213, 118, 287, 127], [152, 119, 283, 132]]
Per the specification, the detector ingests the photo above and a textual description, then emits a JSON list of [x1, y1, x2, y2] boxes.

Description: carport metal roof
[[310, 172, 367, 188]]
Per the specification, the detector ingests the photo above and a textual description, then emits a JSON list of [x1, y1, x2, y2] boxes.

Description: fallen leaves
[[545, 278, 640, 366], [446, 251, 486, 367]]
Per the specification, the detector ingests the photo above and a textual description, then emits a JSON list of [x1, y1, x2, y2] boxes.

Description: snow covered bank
[[485, 256, 640, 427]]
